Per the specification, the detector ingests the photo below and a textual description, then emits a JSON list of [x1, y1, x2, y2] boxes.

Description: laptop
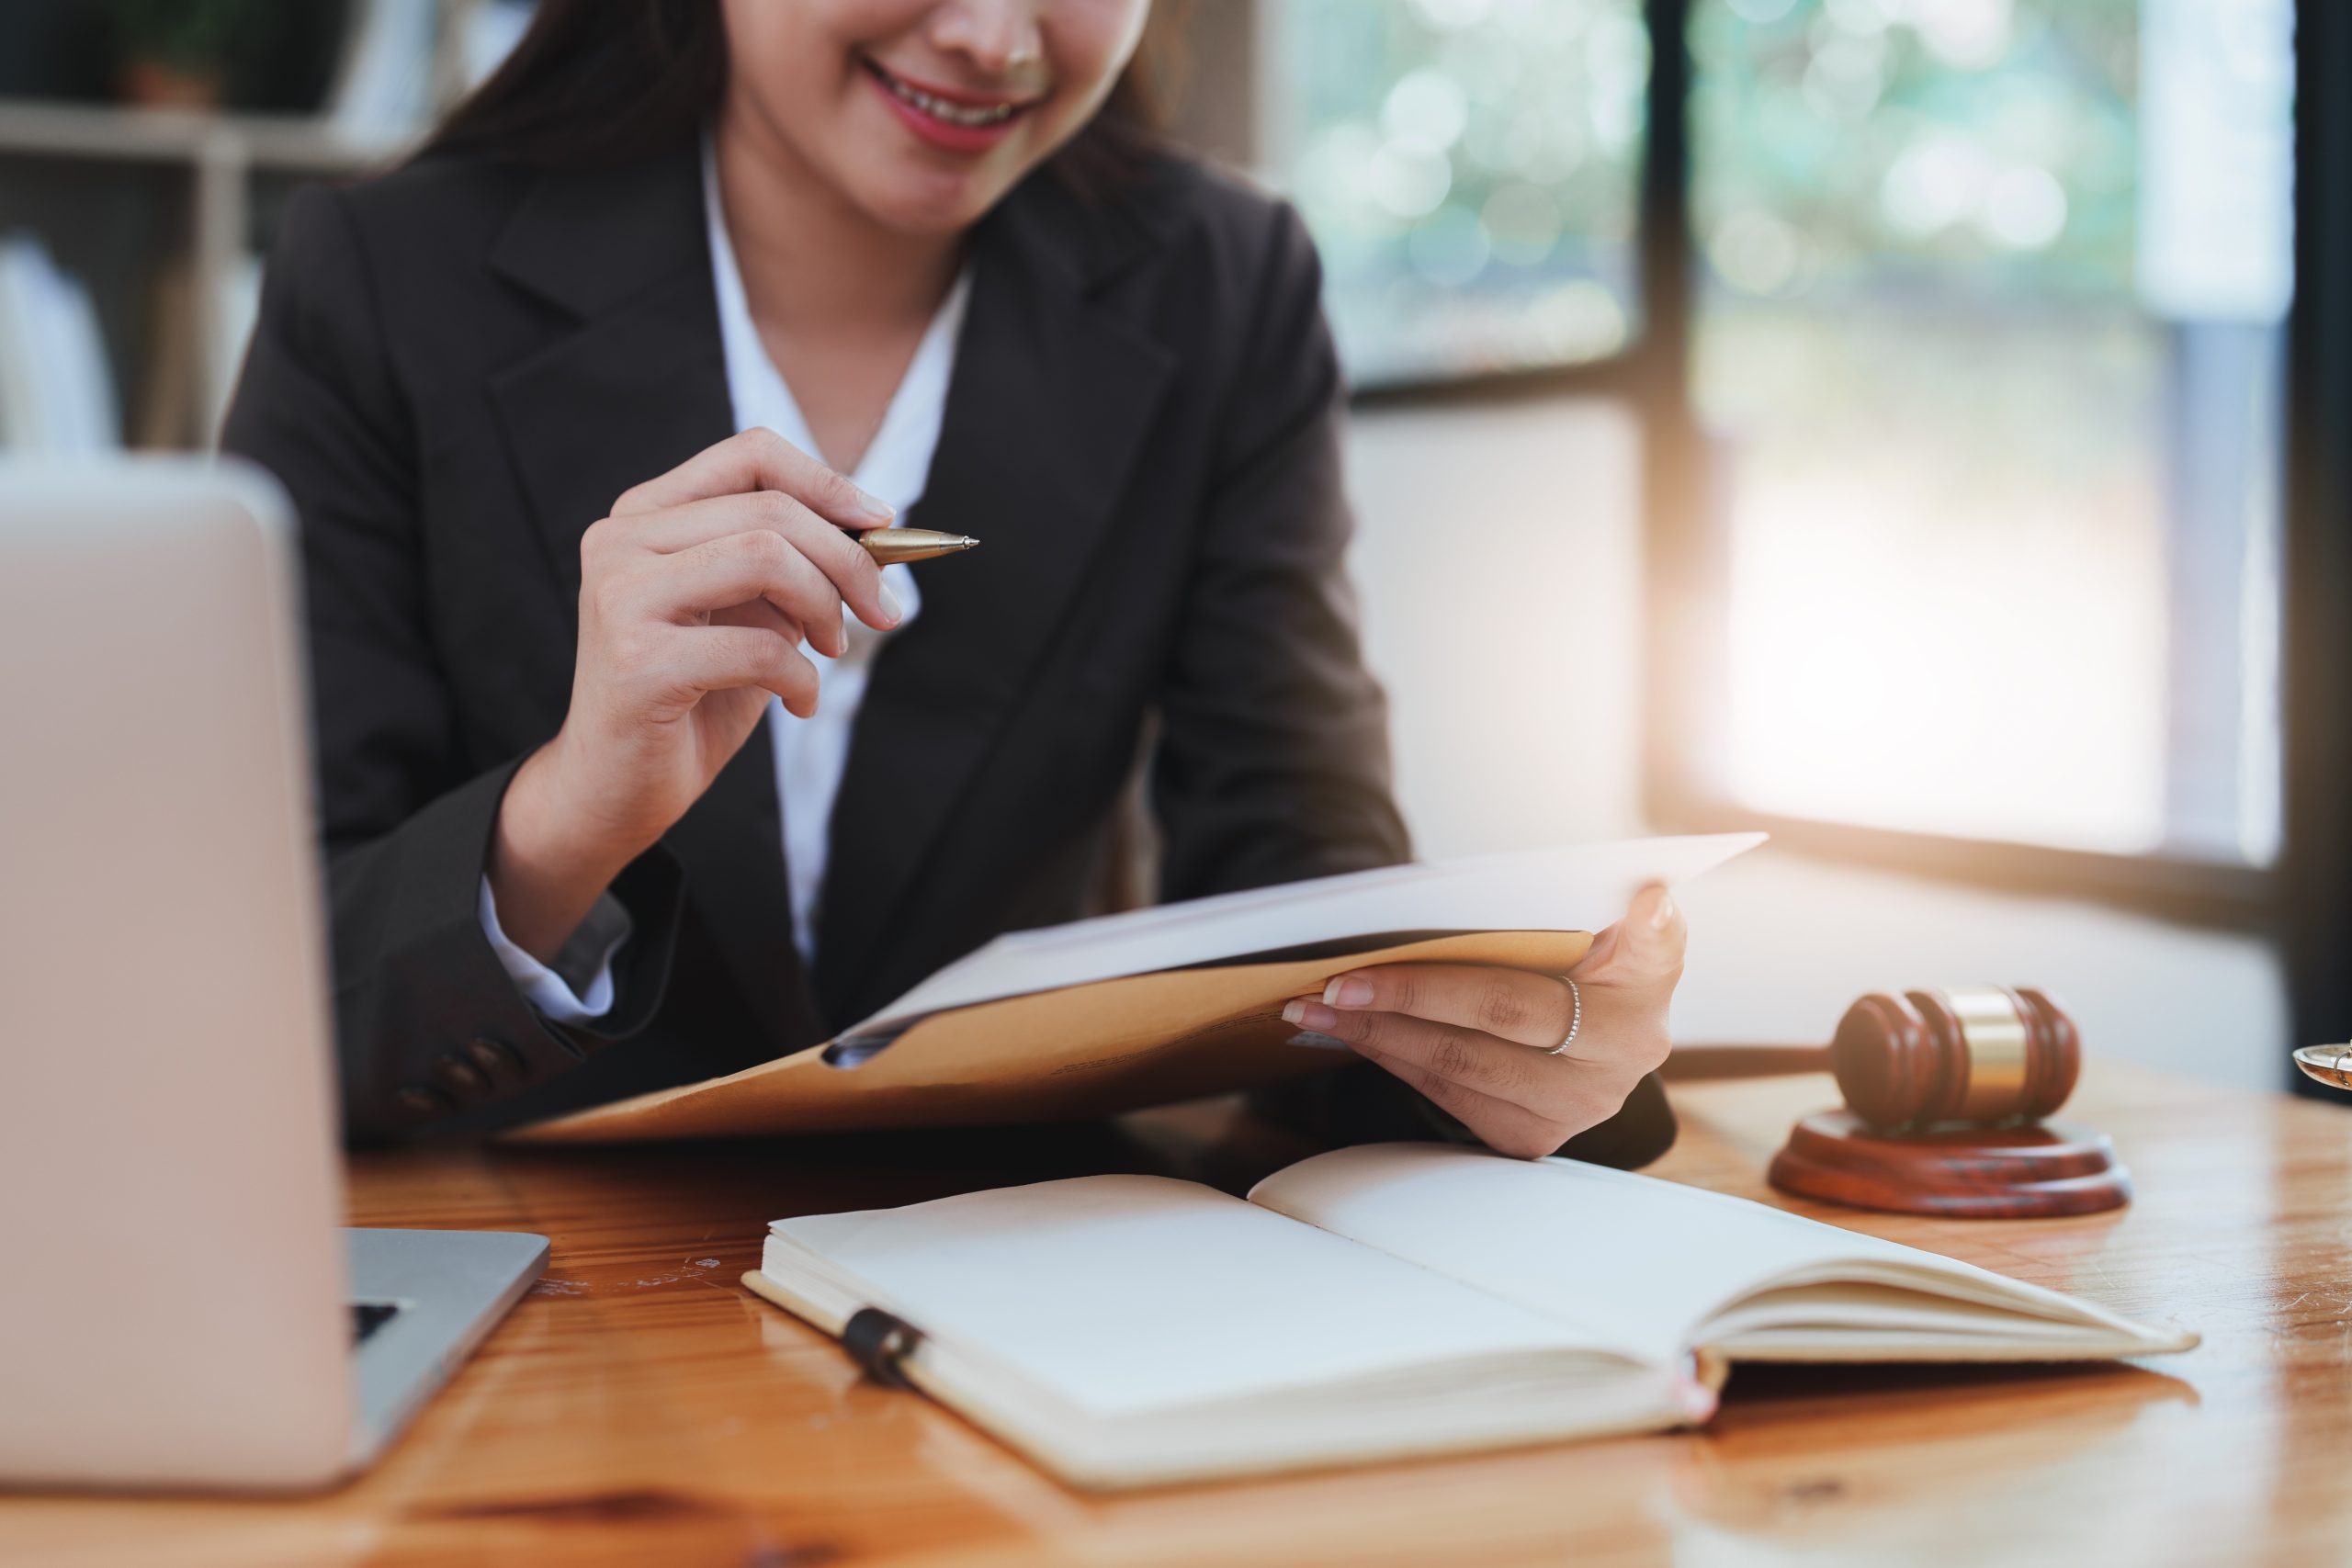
[[0, 458, 546, 1491]]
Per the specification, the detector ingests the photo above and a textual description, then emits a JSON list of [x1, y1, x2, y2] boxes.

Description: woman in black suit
[[222, 0, 1686, 1158]]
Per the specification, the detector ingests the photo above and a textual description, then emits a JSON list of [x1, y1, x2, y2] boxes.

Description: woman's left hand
[[1281, 885, 1686, 1159]]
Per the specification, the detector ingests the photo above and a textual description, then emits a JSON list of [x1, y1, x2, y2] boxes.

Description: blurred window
[[1272, 0, 1651, 387], [1690, 0, 2294, 864]]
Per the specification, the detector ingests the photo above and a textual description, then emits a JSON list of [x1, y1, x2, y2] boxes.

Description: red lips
[[861, 57, 1042, 156]]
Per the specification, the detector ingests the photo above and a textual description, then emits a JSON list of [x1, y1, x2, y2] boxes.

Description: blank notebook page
[[1250, 1145, 2001, 1364], [771, 1175, 1600, 1417]]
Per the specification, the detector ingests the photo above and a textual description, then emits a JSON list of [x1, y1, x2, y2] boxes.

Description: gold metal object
[[2293, 1044, 2352, 1092], [858, 529, 980, 566], [1947, 986, 2030, 1121]]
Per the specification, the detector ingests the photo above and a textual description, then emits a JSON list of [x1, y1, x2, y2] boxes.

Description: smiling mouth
[[861, 57, 1040, 130]]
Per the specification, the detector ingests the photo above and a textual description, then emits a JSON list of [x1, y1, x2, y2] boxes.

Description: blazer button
[[395, 1085, 451, 1118], [433, 1052, 488, 1097], [464, 1036, 524, 1084]]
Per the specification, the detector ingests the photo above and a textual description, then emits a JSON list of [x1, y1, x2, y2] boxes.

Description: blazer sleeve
[[1170, 201, 1675, 1168], [220, 185, 684, 1143], [1148, 203, 1412, 897]]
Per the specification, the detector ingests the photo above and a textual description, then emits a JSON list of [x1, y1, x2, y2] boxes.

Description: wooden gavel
[[1668, 987, 2125, 1217], [1669, 986, 2081, 1131]]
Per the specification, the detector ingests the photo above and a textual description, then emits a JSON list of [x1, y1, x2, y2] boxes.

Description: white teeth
[[878, 71, 1021, 129]]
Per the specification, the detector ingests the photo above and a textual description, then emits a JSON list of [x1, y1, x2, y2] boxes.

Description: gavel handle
[[1662, 1043, 1834, 1081]]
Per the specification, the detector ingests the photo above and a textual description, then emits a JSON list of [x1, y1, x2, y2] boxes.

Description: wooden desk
[[6, 1060, 2349, 1567]]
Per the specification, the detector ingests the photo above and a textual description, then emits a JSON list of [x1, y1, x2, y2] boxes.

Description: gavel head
[[1830, 987, 2079, 1132]]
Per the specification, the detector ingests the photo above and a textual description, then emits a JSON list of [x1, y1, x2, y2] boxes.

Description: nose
[[928, 0, 1046, 76]]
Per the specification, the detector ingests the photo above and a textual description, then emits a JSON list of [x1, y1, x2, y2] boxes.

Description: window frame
[[1316, 0, 2298, 931], [2282, 0, 2352, 1076]]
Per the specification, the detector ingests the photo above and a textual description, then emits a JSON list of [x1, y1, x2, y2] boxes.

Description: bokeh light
[[1282, 0, 1647, 384]]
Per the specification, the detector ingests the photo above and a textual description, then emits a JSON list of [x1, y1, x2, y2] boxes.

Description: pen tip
[[956, 536, 980, 549]]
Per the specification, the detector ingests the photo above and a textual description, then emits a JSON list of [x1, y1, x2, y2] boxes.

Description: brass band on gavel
[[1830, 986, 2081, 1132]]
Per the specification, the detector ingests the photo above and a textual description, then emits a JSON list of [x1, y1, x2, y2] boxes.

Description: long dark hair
[[420, 0, 1174, 201]]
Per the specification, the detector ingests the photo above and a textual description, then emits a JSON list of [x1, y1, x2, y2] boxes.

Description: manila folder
[[510, 834, 1763, 1144]]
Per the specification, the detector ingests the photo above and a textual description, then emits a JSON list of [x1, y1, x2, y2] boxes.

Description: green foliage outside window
[[1279, 0, 1649, 386], [1692, 0, 2143, 303]]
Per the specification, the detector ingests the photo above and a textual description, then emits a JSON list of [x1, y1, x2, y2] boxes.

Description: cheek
[[1042, 0, 1151, 118], [721, 1, 874, 131]]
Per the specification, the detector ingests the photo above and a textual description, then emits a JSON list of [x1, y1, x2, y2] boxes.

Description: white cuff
[[477, 876, 632, 1023]]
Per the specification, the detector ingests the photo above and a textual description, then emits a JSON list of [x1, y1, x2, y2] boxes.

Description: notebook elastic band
[[841, 1307, 925, 1389]]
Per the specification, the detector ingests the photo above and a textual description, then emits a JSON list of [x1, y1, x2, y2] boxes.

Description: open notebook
[[516, 833, 1763, 1143], [745, 1144, 2195, 1489]]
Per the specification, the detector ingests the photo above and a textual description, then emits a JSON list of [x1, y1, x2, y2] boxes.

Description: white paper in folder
[[837, 832, 1767, 1054]]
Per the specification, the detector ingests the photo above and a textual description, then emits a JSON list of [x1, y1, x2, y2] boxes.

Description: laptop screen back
[[0, 460, 355, 1488]]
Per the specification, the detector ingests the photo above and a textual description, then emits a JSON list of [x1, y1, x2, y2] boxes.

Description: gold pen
[[857, 528, 980, 566]]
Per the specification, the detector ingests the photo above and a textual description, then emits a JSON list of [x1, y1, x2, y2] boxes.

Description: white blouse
[[480, 141, 971, 1021]]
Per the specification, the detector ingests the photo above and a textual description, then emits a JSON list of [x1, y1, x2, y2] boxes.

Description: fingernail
[[876, 583, 903, 626], [1650, 891, 1678, 931], [854, 489, 896, 524], [1323, 976, 1374, 1008], [1285, 1031, 1354, 1051]]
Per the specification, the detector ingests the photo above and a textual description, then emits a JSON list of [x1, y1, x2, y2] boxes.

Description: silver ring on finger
[[1546, 977, 1583, 1055]]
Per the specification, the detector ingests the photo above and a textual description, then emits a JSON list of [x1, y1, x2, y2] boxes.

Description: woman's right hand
[[488, 428, 903, 963]]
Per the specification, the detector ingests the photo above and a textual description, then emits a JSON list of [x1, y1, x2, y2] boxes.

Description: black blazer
[[222, 141, 1673, 1163]]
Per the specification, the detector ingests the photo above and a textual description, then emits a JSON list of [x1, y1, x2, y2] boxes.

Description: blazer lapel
[[485, 146, 821, 1054], [814, 177, 1178, 1025], [486, 146, 730, 604]]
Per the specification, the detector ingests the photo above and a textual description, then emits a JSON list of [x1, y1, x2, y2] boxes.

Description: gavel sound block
[[1675, 987, 2132, 1219]]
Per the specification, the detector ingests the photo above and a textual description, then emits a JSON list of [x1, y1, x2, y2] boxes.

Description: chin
[[853, 161, 1022, 236]]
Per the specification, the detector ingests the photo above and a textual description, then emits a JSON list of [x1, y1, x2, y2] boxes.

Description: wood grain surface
[[6, 1059, 2349, 1568]]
